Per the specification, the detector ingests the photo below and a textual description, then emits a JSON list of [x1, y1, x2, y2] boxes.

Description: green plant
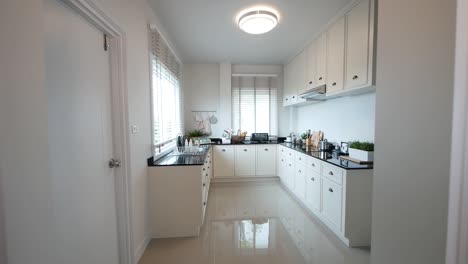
[[301, 133, 308, 140], [186, 129, 207, 138], [350, 141, 374, 152]]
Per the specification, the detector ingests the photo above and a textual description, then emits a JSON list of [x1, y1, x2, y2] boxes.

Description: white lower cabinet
[[321, 177, 343, 231], [305, 170, 321, 212], [213, 146, 235, 177], [277, 144, 373, 247], [214, 144, 278, 178], [256, 145, 277, 176], [235, 146, 256, 176], [294, 163, 307, 200]]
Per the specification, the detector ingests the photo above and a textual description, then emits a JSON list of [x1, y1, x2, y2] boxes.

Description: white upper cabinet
[[345, 0, 372, 89], [306, 42, 317, 90], [315, 33, 328, 87], [326, 17, 346, 94], [283, 49, 307, 106]]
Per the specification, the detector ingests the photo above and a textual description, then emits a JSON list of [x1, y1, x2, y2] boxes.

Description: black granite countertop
[[148, 146, 210, 166], [207, 140, 281, 145], [280, 143, 373, 170]]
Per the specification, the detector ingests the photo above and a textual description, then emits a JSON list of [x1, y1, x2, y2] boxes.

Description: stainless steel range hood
[[298, 84, 327, 101]]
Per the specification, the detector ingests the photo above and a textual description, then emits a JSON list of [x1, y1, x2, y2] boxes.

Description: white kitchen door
[[44, 0, 120, 263]]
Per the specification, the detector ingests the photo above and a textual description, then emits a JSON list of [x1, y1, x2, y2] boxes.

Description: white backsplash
[[294, 92, 376, 144]]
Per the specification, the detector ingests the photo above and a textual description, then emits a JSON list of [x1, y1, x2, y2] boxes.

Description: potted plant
[[349, 141, 374, 161], [186, 129, 208, 142]]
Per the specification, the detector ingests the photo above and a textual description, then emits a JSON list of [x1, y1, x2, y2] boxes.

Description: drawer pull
[[353, 75, 359, 80], [311, 177, 315, 181], [289, 164, 292, 167], [206, 174, 208, 177], [298, 170, 302, 173], [299, 157, 302, 160], [203, 168, 205, 171], [329, 188, 334, 193], [309, 81, 313, 84], [281, 159, 284, 162], [222, 149, 226, 152], [203, 183, 206, 187], [312, 163, 315, 167], [203, 202, 206, 206], [264, 148, 269, 151], [244, 149, 247, 151], [319, 76, 323, 80], [289, 153, 292, 156], [329, 171, 334, 176], [332, 82, 337, 86]]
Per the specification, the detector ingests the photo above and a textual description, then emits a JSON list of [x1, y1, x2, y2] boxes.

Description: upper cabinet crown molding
[[283, 0, 376, 107]]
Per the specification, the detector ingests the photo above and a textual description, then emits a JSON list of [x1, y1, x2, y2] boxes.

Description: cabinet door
[[294, 49, 308, 95], [345, 0, 370, 89], [256, 145, 277, 176], [294, 163, 307, 201], [285, 159, 295, 191], [306, 42, 317, 90], [315, 33, 328, 86], [321, 177, 343, 231], [235, 146, 256, 176], [326, 17, 346, 94], [283, 63, 294, 98], [305, 170, 321, 212], [213, 146, 235, 177]]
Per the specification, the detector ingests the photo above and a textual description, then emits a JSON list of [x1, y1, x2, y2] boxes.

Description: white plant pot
[[349, 148, 374, 161]]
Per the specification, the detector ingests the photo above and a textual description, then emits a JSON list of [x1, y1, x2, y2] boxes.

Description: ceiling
[[148, 0, 352, 64]]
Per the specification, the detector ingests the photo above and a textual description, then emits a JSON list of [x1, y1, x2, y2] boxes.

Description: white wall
[[183, 63, 287, 137], [371, 0, 456, 263], [183, 64, 222, 137], [0, 0, 174, 263], [294, 93, 375, 143]]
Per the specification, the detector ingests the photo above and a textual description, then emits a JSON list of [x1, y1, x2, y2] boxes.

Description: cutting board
[[340, 155, 374, 165]]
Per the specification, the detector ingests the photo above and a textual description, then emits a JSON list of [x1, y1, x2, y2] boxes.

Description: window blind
[[232, 76, 278, 136], [150, 27, 183, 154]]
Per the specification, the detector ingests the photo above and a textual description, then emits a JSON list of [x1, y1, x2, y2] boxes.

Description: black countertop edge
[[206, 140, 281, 145], [280, 143, 373, 170], [148, 146, 211, 167]]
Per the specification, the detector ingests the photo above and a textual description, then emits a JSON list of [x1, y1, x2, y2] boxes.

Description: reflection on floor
[[139, 181, 370, 264]]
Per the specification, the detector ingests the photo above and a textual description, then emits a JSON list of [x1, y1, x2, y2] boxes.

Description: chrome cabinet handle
[[298, 170, 302, 173], [332, 82, 337, 86], [265, 148, 269, 151], [203, 183, 206, 187], [319, 77, 323, 80], [353, 75, 358, 80], [312, 163, 315, 167], [206, 174, 208, 177], [244, 149, 247, 151], [299, 157, 302, 160], [203, 168, 205, 171], [289, 164, 292, 167], [222, 149, 226, 152], [329, 188, 333, 193], [309, 81, 313, 84], [203, 202, 206, 206], [311, 177, 315, 181], [329, 171, 334, 176]]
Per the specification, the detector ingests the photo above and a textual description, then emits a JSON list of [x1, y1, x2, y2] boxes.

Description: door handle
[[108, 158, 121, 168]]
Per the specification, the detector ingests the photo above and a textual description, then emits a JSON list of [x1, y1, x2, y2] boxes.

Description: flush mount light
[[237, 7, 279, 34]]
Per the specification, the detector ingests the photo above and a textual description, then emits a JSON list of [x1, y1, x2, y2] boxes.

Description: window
[[150, 28, 183, 155], [232, 75, 278, 135]]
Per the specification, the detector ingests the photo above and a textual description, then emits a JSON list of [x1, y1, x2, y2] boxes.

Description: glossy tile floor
[[139, 181, 370, 264]]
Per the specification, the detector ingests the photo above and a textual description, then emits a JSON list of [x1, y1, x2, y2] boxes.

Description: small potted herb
[[349, 141, 374, 161]]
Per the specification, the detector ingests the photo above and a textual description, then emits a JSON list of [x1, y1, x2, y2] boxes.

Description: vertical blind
[[232, 76, 278, 135], [150, 27, 183, 152]]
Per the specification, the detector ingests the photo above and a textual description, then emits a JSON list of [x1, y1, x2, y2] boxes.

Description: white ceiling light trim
[[237, 7, 279, 34]]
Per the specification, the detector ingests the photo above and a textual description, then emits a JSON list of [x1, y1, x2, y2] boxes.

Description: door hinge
[[104, 34, 109, 51]]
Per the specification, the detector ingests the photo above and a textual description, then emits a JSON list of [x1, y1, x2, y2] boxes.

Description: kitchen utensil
[[319, 139, 329, 151]]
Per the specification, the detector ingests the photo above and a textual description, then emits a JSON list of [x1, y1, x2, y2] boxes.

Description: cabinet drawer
[[235, 146, 256, 176], [295, 152, 308, 165], [322, 163, 344, 185], [307, 157, 321, 174], [256, 145, 277, 176]]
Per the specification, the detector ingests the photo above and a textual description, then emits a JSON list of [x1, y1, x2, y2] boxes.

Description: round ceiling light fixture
[[237, 7, 279, 34]]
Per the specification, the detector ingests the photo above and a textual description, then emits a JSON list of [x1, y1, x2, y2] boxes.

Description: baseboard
[[211, 176, 279, 183], [134, 236, 150, 263]]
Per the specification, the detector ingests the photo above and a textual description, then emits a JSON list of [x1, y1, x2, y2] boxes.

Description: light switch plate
[[131, 125, 139, 134]]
